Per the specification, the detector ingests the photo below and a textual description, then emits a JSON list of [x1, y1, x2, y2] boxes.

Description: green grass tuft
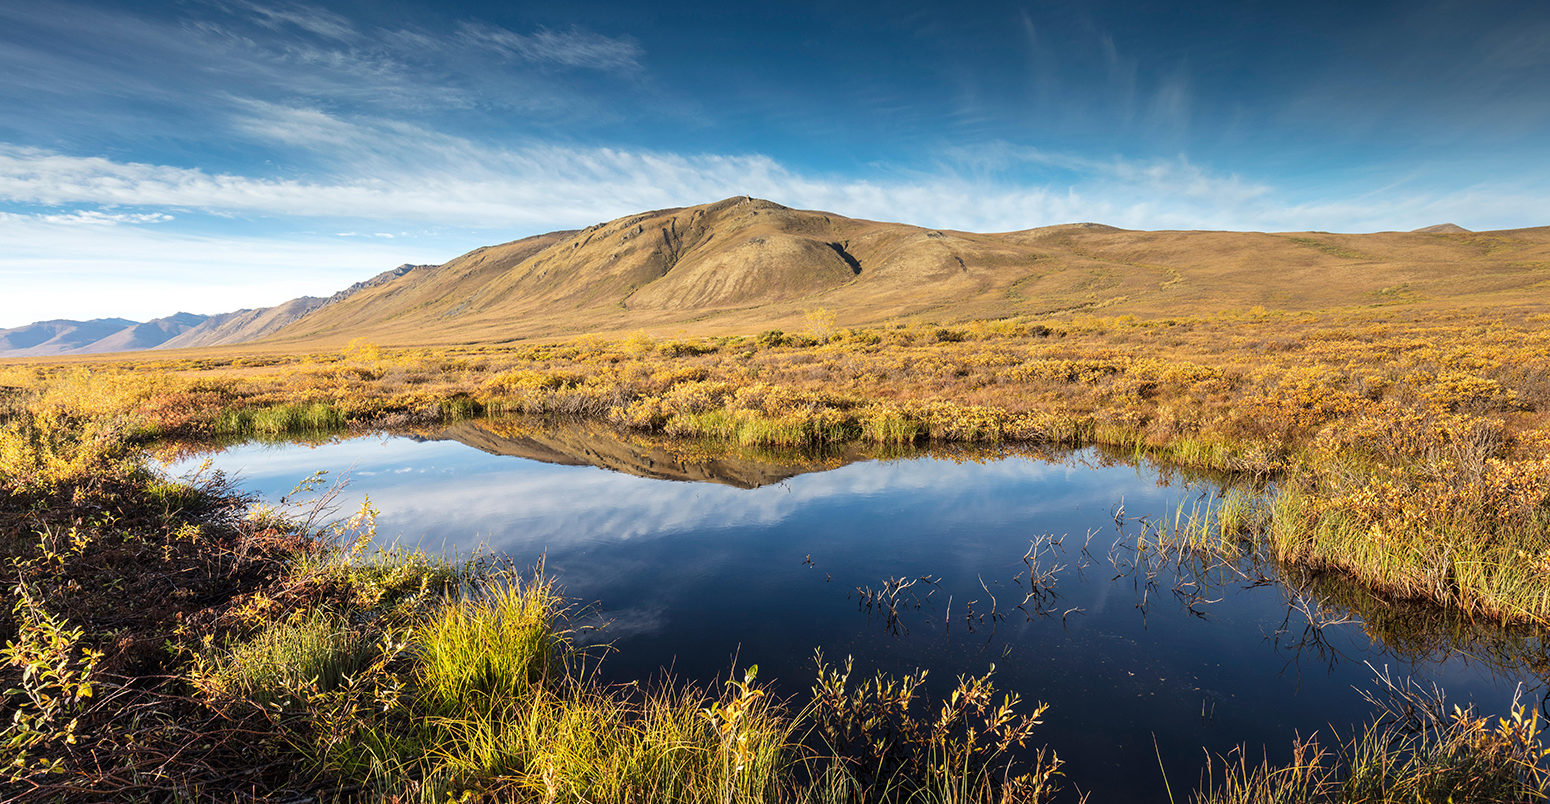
[[415, 574, 565, 714], [198, 610, 375, 708]]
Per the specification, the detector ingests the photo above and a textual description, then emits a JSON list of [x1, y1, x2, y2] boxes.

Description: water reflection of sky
[[163, 433, 1549, 803], [174, 437, 1140, 549]]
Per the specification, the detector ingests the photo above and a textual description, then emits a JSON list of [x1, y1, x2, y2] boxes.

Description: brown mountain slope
[[264, 197, 1550, 347], [273, 231, 575, 342], [157, 296, 327, 350]]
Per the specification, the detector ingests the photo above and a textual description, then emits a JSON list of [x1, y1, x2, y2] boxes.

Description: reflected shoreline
[[152, 412, 1252, 490]]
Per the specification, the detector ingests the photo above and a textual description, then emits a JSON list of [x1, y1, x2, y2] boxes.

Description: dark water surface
[[162, 421, 1549, 802]]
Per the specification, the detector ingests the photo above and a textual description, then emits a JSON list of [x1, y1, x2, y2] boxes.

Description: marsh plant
[[807, 653, 1062, 802], [1192, 668, 1550, 804]]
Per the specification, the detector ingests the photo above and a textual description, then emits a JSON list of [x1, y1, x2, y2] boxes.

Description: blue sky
[[4, 0, 1548, 326]]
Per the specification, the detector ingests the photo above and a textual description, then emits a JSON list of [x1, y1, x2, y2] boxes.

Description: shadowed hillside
[[260, 197, 1550, 348], [82, 313, 209, 353]]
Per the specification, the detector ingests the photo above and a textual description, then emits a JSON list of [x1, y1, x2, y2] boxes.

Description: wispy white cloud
[[5, 100, 1548, 327], [0, 0, 643, 131], [4, 115, 1544, 243], [232, 2, 645, 73], [457, 23, 643, 71], [0, 209, 173, 226], [239, 2, 356, 41]]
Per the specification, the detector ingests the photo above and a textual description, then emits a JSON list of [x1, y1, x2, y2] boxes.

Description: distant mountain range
[[5, 198, 1547, 357], [1, 265, 429, 358]]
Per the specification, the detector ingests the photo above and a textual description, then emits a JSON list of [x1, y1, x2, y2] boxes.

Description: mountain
[[325, 264, 438, 304], [157, 297, 327, 350], [1, 265, 420, 357], [0, 314, 209, 358], [74, 312, 209, 354], [266, 197, 1550, 347], [0, 318, 137, 357], [10, 198, 1550, 357]]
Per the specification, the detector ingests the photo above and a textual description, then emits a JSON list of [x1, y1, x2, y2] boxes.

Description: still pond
[[161, 418, 1548, 801]]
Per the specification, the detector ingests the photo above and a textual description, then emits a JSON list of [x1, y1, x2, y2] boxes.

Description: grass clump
[[196, 610, 374, 708], [266, 572, 757, 800], [420, 669, 794, 804], [215, 401, 345, 436], [414, 574, 564, 713], [1194, 671, 1550, 804], [185, 554, 1062, 803]]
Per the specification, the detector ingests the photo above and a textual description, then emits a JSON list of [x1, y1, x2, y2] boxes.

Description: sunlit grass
[[415, 574, 565, 714], [1194, 683, 1549, 804], [6, 385, 1548, 800], [5, 308, 1550, 625], [196, 610, 374, 708], [215, 401, 345, 436]]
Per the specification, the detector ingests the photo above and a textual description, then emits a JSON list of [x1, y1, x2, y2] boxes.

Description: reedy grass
[[666, 408, 855, 447], [449, 681, 791, 804], [191, 548, 1063, 803], [414, 574, 566, 714], [1125, 471, 1550, 626], [1130, 491, 1268, 564], [214, 401, 345, 436], [184, 534, 811, 802], [859, 406, 926, 445], [1268, 484, 1550, 625], [1193, 674, 1550, 804], [194, 610, 375, 708]]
